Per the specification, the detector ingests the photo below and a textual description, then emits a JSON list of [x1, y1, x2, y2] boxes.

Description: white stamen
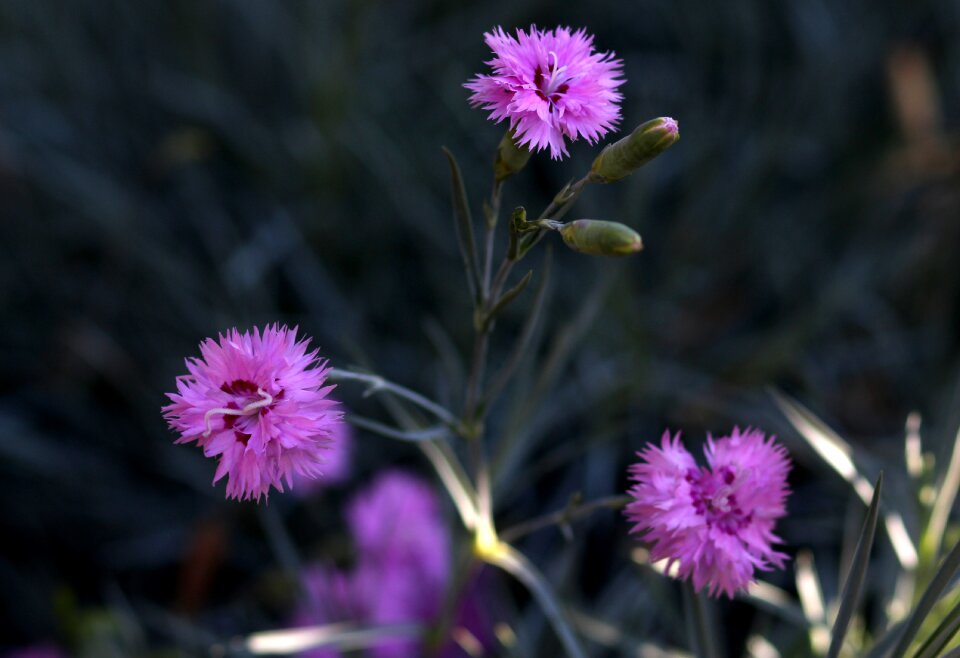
[[545, 51, 568, 93], [203, 388, 274, 436]]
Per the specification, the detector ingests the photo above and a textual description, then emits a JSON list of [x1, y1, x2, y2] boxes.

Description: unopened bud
[[589, 117, 679, 183], [494, 129, 533, 182], [559, 220, 643, 256]]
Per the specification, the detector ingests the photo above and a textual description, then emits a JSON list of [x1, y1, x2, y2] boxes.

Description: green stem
[[419, 439, 479, 531], [491, 174, 592, 306], [500, 495, 629, 543], [485, 543, 588, 658], [684, 581, 721, 658], [328, 368, 459, 428], [346, 415, 450, 442]]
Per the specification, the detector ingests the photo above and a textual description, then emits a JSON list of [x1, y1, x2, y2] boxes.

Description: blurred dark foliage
[[1, 0, 959, 655]]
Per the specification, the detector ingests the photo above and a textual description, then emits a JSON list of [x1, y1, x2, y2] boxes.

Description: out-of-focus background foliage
[[1, 0, 959, 655]]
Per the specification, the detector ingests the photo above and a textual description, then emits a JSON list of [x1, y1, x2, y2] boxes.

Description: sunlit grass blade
[[740, 580, 810, 628], [442, 146, 481, 302], [913, 595, 960, 658], [921, 423, 960, 567], [796, 550, 830, 655], [828, 472, 883, 658], [772, 390, 918, 570], [244, 621, 423, 654], [889, 538, 960, 658]]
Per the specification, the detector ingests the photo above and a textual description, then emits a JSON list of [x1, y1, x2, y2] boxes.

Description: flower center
[[533, 51, 570, 105], [202, 379, 279, 439], [686, 466, 751, 535]]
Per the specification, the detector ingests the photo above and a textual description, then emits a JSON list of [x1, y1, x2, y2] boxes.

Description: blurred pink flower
[[625, 428, 791, 598], [291, 421, 353, 497], [465, 25, 624, 159], [292, 471, 492, 658], [163, 325, 342, 501]]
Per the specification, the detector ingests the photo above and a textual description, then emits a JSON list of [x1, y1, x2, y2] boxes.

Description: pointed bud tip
[[589, 116, 679, 183]]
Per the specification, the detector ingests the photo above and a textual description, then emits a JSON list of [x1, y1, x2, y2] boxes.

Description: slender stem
[[463, 330, 490, 422], [485, 543, 588, 658], [346, 415, 450, 443], [328, 368, 459, 428], [500, 495, 629, 543], [481, 179, 503, 298], [684, 581, 721, 658], [489, 174, 592, 308], [419, 440, 479, 531]]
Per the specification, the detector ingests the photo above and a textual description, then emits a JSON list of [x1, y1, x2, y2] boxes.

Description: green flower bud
[[589, 117, 679, 183], [559, 220, 643, 256], [494, 129, 533, 182]]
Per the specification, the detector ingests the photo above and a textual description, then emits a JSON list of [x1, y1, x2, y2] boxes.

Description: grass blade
[[921, 423, 960, 566], [828, 472, 883, 658], [889, 538, 960, 658], [913, 595, 960, 658], [772, 390, 918, 570]]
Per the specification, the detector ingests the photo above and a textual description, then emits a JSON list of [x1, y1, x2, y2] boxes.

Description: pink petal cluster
[[292, 471, 493, 658], [163, 325, 342, 501], [465, 25, 624, 159], [625, 428, 791, 598]]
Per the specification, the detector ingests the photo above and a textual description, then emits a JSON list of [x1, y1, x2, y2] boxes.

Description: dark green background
[[1, 0, 959, 654]]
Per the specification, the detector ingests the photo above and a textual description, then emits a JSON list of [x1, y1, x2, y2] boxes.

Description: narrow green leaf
[[865, 618, 908, 658], [889, 538, 960, 658], [913, 596, 960, 658], [482, 270, 533, 330], [828, 473, 883, 658], [441, 147, 481, 302]]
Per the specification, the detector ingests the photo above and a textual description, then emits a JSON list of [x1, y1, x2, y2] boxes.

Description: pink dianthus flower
[[625, 428, 791, 598], [465, 25, 624, 159], [163, 325, 342, 501]]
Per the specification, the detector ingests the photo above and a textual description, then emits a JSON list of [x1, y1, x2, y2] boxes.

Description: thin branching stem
[[501, 494, 630, 543], [328, 368, 459, 428], [345, 415, 450, 443]]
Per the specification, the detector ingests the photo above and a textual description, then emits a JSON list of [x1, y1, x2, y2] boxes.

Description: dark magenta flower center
[[686, 466, 752, 535], [217, 379, 283, 444], [533, 64, 570, 105]]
